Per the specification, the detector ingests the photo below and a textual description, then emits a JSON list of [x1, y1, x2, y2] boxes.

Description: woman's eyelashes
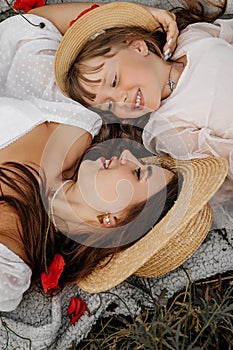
[[135, 167, 141, 180]]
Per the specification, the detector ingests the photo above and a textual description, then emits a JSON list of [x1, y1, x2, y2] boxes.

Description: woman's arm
[[28, 2, 178, 53], [28, 2, 98, 34]]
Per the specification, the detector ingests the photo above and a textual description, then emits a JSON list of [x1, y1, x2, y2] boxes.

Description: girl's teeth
[[135, 90, 141, 108]]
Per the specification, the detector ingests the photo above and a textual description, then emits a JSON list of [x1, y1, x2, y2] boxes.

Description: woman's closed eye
[[135, 167, 141, 180]]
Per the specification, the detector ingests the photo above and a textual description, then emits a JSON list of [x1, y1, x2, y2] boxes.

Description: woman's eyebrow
[[146, 165, 152, 179]]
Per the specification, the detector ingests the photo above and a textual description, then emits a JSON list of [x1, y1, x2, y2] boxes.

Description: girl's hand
[[142, 6, 179, 59]]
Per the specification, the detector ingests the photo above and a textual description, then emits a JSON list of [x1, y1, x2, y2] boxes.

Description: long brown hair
[[0, 152, 179, 288]]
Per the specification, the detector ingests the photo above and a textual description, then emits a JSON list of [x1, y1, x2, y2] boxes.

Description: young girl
[[0, 100, 227, 311], [0, 1, 178, 162], [52, 0, 233, 181]]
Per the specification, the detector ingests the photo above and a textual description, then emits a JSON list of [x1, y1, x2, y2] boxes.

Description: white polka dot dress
[[0, 14, 102, 148], [0, 244, 31, 311]]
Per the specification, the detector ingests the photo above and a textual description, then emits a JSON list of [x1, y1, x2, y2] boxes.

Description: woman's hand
[[141, 6, 179, 59]]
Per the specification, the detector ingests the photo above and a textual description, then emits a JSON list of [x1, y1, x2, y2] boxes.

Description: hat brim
[[77, 156, 228, 293], [54, 2, 161, 95]]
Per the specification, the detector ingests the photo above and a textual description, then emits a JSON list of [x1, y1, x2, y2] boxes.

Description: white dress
[[143, 19, 233, 178], [0, 13, 102, 149], [0, 244, 31, 311], [0, 14, 101, 311], [143, 19, 233, 230]]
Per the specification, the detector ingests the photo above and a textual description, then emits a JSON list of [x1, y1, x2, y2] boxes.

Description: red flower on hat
[[14, 0, 45, 13], [67, 297, 87, 325], [69, 4, 99, 27], [41, 254, 65, 295]]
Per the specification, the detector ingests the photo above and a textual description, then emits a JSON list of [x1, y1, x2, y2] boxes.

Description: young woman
[[0, 97, 176, 310], [0, 100, 227, 312], [51, 1, 233, 181]]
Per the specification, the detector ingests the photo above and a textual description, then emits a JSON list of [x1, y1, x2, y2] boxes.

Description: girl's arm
[[28, 2, 178, 53]]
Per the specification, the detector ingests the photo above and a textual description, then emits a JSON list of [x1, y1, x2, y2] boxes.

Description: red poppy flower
[[14, 0, 45, 13], [67, 297, 87, 325], [41, 254, 65, 295], [69, 4, 99, 27]]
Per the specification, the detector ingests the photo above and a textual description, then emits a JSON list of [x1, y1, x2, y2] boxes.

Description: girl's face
[[77, 150, 173, 221], [80, 40, 168, 119]]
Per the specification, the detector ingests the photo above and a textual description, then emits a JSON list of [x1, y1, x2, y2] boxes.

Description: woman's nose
[[120, 150, 140, 166]]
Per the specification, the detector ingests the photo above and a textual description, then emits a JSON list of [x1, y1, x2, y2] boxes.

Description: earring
[[97, 213, 111, 225]]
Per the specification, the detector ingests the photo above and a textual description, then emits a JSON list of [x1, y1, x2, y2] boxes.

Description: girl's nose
[[113, 88, 128, 105]]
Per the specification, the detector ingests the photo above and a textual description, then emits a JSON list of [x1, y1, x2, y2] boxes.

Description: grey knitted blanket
[[0, 228, 232, 350], [0, 1, 233, 349]]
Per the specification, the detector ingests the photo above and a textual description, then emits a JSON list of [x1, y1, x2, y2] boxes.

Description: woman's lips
[[100, 156, 115, 169]]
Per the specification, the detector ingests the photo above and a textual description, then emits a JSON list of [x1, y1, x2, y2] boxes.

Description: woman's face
[[79, 40, 167, 119], [77, 150, 173, 221]]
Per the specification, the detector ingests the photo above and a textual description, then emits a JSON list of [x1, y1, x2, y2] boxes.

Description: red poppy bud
[[14, 0, 45, 13], [41, 254, 65, 295], [67, 297, 87, 325]]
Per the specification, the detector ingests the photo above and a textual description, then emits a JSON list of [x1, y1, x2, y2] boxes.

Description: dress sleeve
[[173, 19, 233, 58], [143, 114, 233, 181], [0, 244, 32, 312], [0, 14, 102, 137], [214, 18, 233, 44]]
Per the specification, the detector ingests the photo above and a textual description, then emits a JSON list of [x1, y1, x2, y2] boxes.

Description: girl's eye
[[108, 100, 113, 110], [112, 75, 117, 87], [135, 167, 141, 180]]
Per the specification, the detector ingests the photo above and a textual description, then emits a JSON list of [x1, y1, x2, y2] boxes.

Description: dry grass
[[77, 271, 233, 350]]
